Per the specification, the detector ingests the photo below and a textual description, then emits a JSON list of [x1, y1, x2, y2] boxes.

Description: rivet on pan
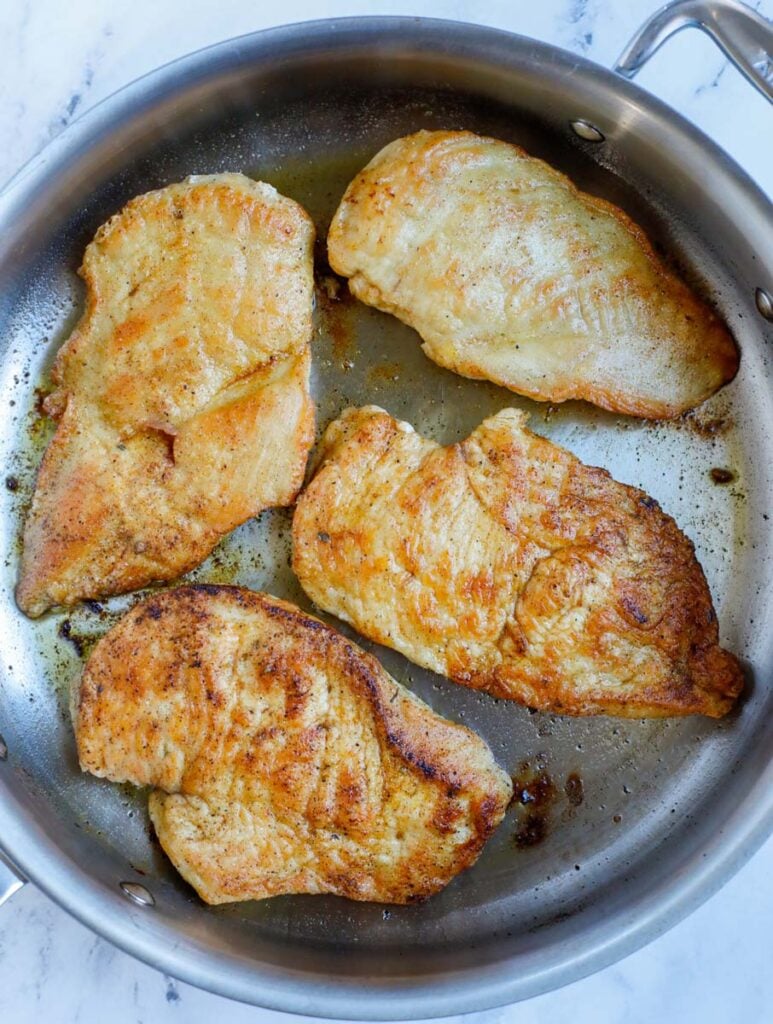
[[120, 881, 155, 907], [569, 119, 605, 143], [755, 287, 773, 322], [0, 735, 6, 761]]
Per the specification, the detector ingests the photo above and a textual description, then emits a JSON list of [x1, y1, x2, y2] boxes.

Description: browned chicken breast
[[292, 407, 743, 718], [328, 130, 738, 419], [72, 585, 512, 905], [17, 174, 315, 617]]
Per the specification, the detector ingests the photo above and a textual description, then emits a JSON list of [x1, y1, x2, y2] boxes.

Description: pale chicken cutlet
[[327, 130, 738, 419], [17, 174, 315, 617], [72, 585, 512, 905], [292, 407, 743, 718]]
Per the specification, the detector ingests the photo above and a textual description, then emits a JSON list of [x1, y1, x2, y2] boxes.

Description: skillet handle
[[615, 0, 773, 103], [0, 850, 26, 907]]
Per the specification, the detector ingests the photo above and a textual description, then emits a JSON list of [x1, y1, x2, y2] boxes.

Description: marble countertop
[[1, 0, 771, 1022]]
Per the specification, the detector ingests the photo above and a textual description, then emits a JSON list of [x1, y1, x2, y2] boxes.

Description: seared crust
[[328, 130, 738, 419], [292, 406, 743, 718], [72, 585, 512, 905], [17, 174, 315, 616]]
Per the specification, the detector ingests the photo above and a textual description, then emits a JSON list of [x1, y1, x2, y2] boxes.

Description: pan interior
[[0, 46, 770, 987]]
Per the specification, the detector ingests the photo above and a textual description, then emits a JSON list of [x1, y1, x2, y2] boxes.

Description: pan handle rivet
[[120, 881, 155, 907], [569, 119, 605, 143], [755, 288, 773, 322], [0, 735, 7, 761]]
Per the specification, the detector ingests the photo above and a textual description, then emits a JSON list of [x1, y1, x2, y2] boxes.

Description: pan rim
[[0, 15, 771, 1018]]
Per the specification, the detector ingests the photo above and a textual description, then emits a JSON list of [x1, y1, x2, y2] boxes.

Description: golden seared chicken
[[328, 131, 738, 419], [72, 585, 512, 905], [293, 407, 743, 718], [17, 174, 315, 617]]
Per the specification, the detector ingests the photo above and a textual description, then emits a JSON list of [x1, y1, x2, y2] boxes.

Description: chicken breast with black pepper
[[328, 131, 738, 419], [72, 585, 512, 905], [292, 406, 743, 718], [17, 174, 315, 616]]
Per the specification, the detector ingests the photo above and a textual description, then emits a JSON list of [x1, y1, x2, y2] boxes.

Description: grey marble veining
[[0, 0, 771, 1022]]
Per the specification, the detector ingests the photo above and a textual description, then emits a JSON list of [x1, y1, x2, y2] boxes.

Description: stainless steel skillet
[[0, 2, 771, 1017]]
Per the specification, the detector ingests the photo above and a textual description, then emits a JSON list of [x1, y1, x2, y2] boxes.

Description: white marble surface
[[0, 0, 771, 1021]]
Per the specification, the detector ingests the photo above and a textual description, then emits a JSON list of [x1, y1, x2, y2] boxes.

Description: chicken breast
[[72, 585, 512, 905], [292, 407, 743, 718], [328, 130, 738, 419], [17, 174, 315, 617]]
